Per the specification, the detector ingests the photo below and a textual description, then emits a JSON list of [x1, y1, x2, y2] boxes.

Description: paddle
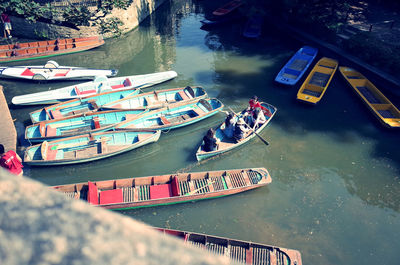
[[227, 106, 269, 146], [184, 180, 216, 196]]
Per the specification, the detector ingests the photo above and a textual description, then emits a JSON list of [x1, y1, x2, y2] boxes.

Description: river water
[[2, 1, 400, 264]]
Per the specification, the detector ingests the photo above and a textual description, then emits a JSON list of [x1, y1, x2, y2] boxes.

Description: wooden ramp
[[0, 86, 17, 151]]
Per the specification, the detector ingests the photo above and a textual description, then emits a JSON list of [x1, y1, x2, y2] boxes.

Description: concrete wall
[[11, 0, 167, 39], [0, 168, 239, 265]]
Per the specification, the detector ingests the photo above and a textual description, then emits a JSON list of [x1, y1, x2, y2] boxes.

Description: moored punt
[[296, 57, 338, 104], [212, 0, 243, 16], [53, 167, 272, 210], [11, 70, 178, 105], [25, 109, 143, 142], [0, 60, 117, 81], [196, 102, 277, 161], [156, 228, 302, 265], [24, 130, 160, 165], [29, 89, 140, 123], [242, 13, 263, 39], [102, 86, 208, 110], [0, 36, 105, 63], [275, 46, 318, 86], [115, 98, 224, 131], [339, 66, 400, 128]]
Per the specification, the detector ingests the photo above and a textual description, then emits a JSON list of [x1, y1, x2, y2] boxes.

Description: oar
[[227, 106, 269, 146], [184, 180, 216, 196]]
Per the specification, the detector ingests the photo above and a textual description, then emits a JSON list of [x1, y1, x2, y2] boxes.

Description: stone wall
[[10, 0, 167, 39], [0, 168, 238, 265]]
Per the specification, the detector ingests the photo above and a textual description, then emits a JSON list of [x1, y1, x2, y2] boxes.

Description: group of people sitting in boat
[[202, 96, 270, 152]]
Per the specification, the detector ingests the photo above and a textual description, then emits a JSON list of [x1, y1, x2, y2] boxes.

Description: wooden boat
[[29, 89, 140, 123], [53, 167, 272, 210], [24, 130, 160, 165], [115, 98, 224, 131], [0, 36, 105, 63], [242, 13, 263, 38], [102, 86, 208, 110], [339, 66, 400, 128], [11, 70, 178, 105], [275, 46, 318, 86], [25, 109, 144, 143], [296, 57, 338, 104], [196, 102, 277, 161], [0, 60, 118, 81], [212, 0, 243, 16], [156, 228, 303, 265]]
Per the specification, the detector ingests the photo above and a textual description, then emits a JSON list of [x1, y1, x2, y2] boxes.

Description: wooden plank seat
[[99, 189, 123, 205], [309, 72, 330, 87], [178, 91, 190, 100], [150, 184, 172, 199], [160, 116, 171, 125], [122, 187, 136, 202], [193, 107, 206, 116], [146, 96, 159, 106], [50, 109, 64, 119]]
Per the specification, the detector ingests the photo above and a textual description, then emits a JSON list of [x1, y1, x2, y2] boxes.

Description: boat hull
[[275, 46, 318, 86], [339, 66, 400, 128], [24, 130, 161, 165], [115, 98, 224, 131], [12, 70, 178, 105], [53, 167, 272, 210], [296, 57, 338, 104], [156, 228, 303, 265], [0, 36, 105, 63], [196, 102, 277, 161], [0, 62, 117, 81]]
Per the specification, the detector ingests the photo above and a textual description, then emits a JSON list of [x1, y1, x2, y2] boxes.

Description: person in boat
[[223, 112, 236, 138], [251, 107, 266, 129], [233, 118, 250, 142], [0, 144, 23, 176], [248, 95, 272, 118], [202, 128, 220, 152]]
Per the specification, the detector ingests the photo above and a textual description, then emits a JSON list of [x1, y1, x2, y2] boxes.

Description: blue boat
[[115, 98, 224, 131], [275, 46, 318, 86], [29, 88, 140, 123], [25, 109, 144, 142], [24, 130, 161, 166], [196, 102, 277, 161], [243, 13, 263, 38]]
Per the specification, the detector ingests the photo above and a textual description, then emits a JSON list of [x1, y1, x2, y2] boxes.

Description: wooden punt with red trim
[[156, 228, 302, 265], [212, 0, 244, 16], [0, 36, 105, 63], [53, 167, 272, 210]]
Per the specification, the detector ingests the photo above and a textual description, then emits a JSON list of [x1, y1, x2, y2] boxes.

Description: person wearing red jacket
[[0, 144, 23, 176]]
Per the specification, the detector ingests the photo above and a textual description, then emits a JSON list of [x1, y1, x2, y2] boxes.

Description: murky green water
[[2, 1, 400, 264]]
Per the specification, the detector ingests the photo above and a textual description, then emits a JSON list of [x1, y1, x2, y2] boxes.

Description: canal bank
[[266, 15, 400, 99], [8, 0, 169, 39]]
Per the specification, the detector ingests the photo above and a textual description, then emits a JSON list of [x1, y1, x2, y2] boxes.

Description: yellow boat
[[297, 57, 338, 104], [339, 66, 400, 128]]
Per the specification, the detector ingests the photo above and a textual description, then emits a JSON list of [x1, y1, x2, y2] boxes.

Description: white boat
[[0, 60, 118, 81], [11, 70, 178, 105]]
